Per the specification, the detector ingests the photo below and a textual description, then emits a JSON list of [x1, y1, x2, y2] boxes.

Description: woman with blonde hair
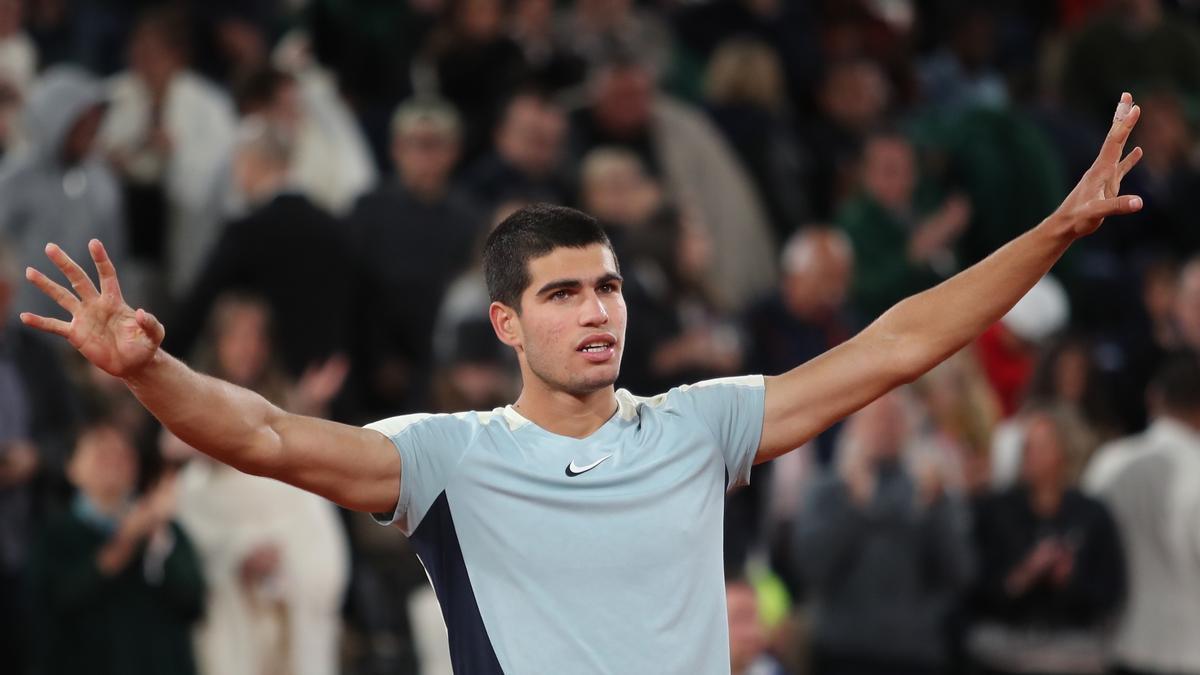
[[162, 294, 351, 675]]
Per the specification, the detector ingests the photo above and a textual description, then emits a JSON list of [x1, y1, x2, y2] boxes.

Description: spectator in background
[[917, 5, 1008, 113], [555, 0, 675, 79], [0, 0, 36, 153], [570, 52, 778, 311], [422, 0, 528, 163], [1060, 0, 1200, 131], [910, 351, 1002, 496], [802, 58, 891, 220], [1118, 90, 1200, 257], [978, 275, 1072, 420], [433, 200, 526, 375], [460, 90, 571, 211], [0, 237, 80, 674], [1026, 335, 1121, 446], [1083, 354, 1200, 675], [704, 37, 807, 244], [968, 409, 1125, 675], [0, 65, 125, 322], [745, 226, 857, 463], [837, 130, 971, 321], [794, 391, 974, 675], [350, 98, 482, 416], [163, 294, 350, 675], [235, 65, 376, 216], [578, 147, 661, 234], [619, 204, 742, 397], [508, 0, 586, 94], [727, 579, 788, 675], [165, 118, 354, 381], [0, 0, 34, 97], [1173, 256, 1200, 353], [30, 423, 206, 675], [1107, 255, 1182, 432], [100, 7, 237, 299]]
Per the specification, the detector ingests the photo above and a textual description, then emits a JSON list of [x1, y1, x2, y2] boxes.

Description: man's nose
[[579, 292, 609, 326]]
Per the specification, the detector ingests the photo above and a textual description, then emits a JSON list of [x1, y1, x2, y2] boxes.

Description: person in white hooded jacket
[[0, 65, 125, 322]]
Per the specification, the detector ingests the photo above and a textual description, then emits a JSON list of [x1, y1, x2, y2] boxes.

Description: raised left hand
[[1054, 92, 1145, 238]]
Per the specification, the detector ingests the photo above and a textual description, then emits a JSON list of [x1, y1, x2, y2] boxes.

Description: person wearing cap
[[0, 65, 125, 323], [348, 97, 484, 416]]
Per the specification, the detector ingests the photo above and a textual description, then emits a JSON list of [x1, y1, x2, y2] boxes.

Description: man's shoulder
[[620, 375, 767, 417], [364, 408, 516, 440]]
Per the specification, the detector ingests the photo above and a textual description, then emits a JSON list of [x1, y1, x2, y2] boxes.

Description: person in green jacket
[[30, 422, 205, 675], [837, 130, 972, 321]]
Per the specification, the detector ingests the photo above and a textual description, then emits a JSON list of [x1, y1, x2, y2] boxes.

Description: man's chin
[[569, 366, 620, 396]]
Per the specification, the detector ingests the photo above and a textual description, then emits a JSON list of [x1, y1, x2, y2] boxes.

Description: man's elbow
[[227, 428, 284, 479], [867, 328, 930, 386]]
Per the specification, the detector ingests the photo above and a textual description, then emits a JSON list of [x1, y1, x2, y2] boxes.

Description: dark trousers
[[0, 569, 30, 674], [812, 647, 947, 675]]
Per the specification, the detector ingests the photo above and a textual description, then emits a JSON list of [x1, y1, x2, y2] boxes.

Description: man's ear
[[489, 301, 522, 349]]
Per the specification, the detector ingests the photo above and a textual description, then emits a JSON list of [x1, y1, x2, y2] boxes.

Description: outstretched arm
[[757, 93, 1145, 462], [20, 240, 400, 513]]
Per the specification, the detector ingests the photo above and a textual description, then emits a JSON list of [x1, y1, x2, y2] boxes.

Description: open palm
[[1057, 92, 1145, 238], [20, 240, 165, 379]]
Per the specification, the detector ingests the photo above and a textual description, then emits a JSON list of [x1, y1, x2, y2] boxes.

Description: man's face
[[592, 67, 653, 138], [69, 427, 139, 506], [862, 136, 916, 213], [393, 122, 459, 197], [497, 97, 566, 176], [503, 244, 627, 396], [1021, 415, 1065, 487], [1175, 264, 1200, 349], [726, 583, 767, 673], [129, 26, 181, 89]]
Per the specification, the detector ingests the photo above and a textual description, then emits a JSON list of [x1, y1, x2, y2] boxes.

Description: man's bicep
[[271, 413, 403, 515], [758, 333, 909, 462]]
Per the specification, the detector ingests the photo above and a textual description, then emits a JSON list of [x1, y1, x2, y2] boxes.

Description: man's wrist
[[124, 349, 169, 390], [1036, 211, 1083, 247]]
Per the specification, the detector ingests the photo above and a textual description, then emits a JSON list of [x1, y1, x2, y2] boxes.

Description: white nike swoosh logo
[[565, 455, 612, 477]]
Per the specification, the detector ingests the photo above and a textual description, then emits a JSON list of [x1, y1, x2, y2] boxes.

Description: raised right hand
[[20, 239, 165, 379]]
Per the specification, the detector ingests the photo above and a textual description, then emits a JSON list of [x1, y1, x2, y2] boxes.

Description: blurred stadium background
[[1, 0, 1199, 674]]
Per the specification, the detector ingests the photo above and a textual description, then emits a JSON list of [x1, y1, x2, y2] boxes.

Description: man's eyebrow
[[535, 273, 623, 296], [535, 278, 583, 296]]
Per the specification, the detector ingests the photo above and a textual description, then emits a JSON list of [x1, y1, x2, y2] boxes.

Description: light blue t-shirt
[[367, 375, 766, 674]]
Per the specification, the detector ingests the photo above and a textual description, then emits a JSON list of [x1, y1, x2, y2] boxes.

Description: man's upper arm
[[757, 329, 911, 463], [361, 413, 476, 535], [265, 412, 403, 515]]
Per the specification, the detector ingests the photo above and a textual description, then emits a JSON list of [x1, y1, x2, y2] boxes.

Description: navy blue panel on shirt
[[409, 492, 504, 674]]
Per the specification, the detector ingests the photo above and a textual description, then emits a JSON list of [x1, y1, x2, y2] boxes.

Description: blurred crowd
[[2, 0, 1200, 674]]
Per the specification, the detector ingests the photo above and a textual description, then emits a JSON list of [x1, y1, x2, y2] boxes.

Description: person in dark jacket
[[31, 423, 205, 675], [164, 117, 354, 380], [968, 409, 1125, 675], [349, 98, 482, 416], [794, 391, 974, 675], [0, 236, 81, 673]]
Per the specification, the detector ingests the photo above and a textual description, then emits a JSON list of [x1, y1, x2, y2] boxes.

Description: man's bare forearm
[[875, 214, 1074, 378], [124, 350, 285, 476]]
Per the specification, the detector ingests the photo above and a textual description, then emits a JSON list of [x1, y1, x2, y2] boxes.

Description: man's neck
[[512, 383, 618, 438]]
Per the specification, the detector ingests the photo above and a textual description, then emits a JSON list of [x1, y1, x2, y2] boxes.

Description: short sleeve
[[669, 375, 766, 490], [364, 412, 476, 535]]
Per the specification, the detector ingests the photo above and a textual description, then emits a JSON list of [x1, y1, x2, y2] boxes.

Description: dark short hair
[[1152, 351, 1200, 414], [482, 204, 616, 312], [234, 66, 294, 115]]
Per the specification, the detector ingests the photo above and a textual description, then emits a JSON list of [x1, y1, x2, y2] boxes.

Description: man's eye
[[551, 290, 569, 301]]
